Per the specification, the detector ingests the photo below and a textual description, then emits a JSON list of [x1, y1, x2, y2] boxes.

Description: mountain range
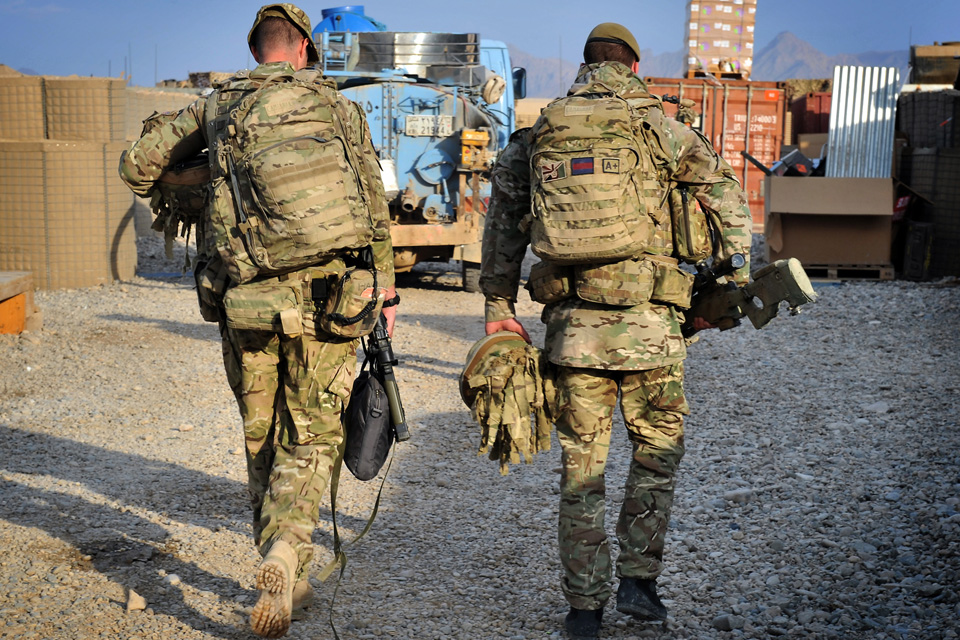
[[512, 31, 910, 98]]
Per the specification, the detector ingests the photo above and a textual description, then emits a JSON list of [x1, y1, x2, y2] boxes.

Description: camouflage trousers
[[555, 362, 688, 610], [221, 324, 357, 580]]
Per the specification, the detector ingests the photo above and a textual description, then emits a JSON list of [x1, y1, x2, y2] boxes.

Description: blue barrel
[[313, 6, 384, 35]]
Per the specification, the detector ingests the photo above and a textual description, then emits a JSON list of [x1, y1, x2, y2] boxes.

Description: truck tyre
[[462, 261, 481, 293]]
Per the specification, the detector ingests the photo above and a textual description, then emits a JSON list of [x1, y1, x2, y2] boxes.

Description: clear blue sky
[[0, 0, 955, 86]]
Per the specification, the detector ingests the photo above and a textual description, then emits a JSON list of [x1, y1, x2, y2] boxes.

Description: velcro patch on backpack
[[570, 157, 594, 175], [541, 161, 566, 183], [564, 104, 595, 116], [602, 158, 621, 174]]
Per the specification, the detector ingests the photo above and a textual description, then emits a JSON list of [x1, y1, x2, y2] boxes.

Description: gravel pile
[[0, 234, 958, 640]]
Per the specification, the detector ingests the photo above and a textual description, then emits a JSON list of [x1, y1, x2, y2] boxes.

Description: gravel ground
[[0, 234, 958, 640]]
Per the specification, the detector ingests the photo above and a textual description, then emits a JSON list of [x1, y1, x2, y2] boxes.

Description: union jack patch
[[571, 157, 595, 175], [541, 161, 566, 183]]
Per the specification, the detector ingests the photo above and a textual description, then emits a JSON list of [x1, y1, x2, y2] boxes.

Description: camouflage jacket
[[119, 61, 394, 290], [480, 62, 752, 371]]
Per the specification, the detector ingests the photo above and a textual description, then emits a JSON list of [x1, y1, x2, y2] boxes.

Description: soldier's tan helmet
[[248, 3, 320, 65], [481, 74, 507, 105], [461, 331, 558, 474], [138, 110, 210, 223], [155, 157, 210, 224], [585, 22, 642, 63], [459, 331, 530, 407]]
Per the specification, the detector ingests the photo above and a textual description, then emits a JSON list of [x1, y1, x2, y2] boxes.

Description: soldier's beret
[[585, 22, 642, 63]]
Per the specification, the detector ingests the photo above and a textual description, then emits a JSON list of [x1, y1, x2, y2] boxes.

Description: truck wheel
[[462, 261, 481, 293]]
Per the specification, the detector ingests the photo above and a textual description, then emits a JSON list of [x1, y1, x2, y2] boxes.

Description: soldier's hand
[[691, 317, 717, 331], [485, 318, 531, 344], [382, 285, 397, 337]]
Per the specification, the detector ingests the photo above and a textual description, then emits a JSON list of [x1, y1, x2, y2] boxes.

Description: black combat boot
[[564, 606, 603, 639], [616, 577, 667, 621]]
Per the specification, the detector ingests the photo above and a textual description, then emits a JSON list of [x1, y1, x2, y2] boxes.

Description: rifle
[[365, 314, 410, 442], [682, 253, 818, 338]]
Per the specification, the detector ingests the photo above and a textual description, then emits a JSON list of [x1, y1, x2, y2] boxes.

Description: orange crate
[[0, 293, 26, 334]]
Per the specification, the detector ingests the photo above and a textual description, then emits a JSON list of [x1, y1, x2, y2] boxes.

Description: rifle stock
[[683, 256, 817, 338]]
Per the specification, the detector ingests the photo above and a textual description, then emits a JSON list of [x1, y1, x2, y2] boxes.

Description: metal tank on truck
[[313, 6, 526, 291]]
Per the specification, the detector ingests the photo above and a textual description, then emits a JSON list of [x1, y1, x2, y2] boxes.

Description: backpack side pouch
[[319, 268, 385, 339]]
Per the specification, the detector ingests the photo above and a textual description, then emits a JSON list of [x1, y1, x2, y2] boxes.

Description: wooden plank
[[803, 264, 895, 282], [0, 271, 33, 301]]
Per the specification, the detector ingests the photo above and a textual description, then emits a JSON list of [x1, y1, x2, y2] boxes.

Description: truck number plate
[[405, 115, 454, 137]]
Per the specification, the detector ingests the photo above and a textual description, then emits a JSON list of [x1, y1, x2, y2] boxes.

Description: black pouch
[[343, 363, 393, 481]]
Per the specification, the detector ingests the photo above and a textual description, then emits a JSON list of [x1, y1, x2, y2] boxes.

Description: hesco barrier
[[0, 76, 45, 139], [0, 76, 127, 141], [0, 72, 207, 289], [645, 77, 788, 232], [0, 141, 135, 289], [125, 87, 203, 141]]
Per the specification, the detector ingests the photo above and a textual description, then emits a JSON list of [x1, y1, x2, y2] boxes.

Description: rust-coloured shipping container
[[645, 76, 788, 231], [790, 91, 832, 141]]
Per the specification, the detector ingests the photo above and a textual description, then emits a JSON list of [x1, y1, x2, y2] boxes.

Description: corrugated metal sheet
[[826, 66, 900, 178], [645, 77, 787, 231]]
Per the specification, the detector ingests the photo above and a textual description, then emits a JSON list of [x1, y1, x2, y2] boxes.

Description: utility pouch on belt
[[571, 255, 695, 308], [319, 268, 385, 339], [194, 255, 230, 323], [650, 258, 695, 309], [223, 279, 303, 336], [575, 257, 655, 306], [525, 260, 574, 304]]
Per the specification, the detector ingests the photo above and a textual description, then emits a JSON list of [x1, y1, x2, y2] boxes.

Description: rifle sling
[[318, 434, 396, 640]]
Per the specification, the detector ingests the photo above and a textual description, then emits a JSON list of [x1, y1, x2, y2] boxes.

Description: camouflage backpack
[[205, 68, 379, 284], [526, 85, 669, 265]]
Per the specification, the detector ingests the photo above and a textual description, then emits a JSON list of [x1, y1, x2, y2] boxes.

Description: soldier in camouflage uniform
[[119, 5, 396, 638], [480, 23, 751, 640]]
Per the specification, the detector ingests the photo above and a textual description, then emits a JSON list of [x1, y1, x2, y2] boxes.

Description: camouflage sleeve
[[480, 130, 532, 322], [348, 100, 395, 288], [666, 119, 753, 284], [118, 97, 206, 198]]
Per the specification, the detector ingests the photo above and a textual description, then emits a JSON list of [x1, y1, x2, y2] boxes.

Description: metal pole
[[743, 85, 753, 189], [720, 83, 729, 157]]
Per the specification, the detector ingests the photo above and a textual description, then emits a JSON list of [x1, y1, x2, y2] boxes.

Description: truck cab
[[313, 6, 525, 290]]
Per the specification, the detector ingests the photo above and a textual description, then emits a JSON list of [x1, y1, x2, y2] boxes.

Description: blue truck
[[313, 6, 526, 291]]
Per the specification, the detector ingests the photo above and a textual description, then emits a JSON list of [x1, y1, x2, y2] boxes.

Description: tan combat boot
[[290, 578, 314, 621], [250, 540, 298, 638]]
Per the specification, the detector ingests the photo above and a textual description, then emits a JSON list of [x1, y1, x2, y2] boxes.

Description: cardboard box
[[797, 133, 829, 159], [765, 177, 894, 265]]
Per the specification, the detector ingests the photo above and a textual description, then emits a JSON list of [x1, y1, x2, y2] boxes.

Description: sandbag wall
[[0, 75, 135, 289], [896, 90, 960, 278]]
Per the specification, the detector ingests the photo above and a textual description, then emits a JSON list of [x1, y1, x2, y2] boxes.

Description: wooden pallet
[[685, 70, 749, 81], [803, 264, 895, 282], [0, 272, 43, 333]]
